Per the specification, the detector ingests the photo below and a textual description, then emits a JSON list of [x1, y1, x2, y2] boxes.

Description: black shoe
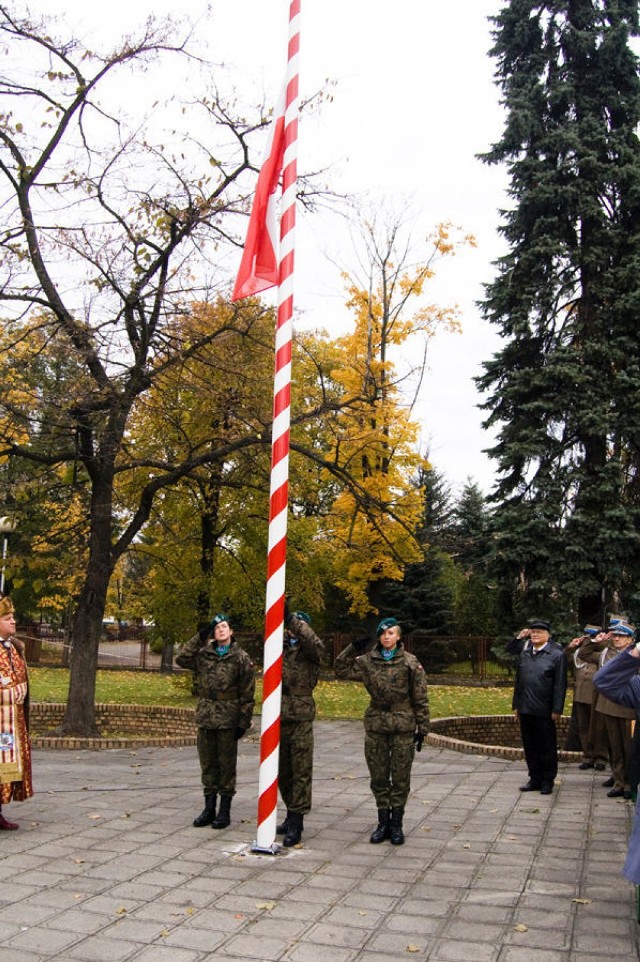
[[389, 807, 405, 846], [624, 790, 633, 800], [193, 794, 217, 827], [594, 763, 606, 771], [370, 808, 391, 843], [578, 761, 594, 770], [607, 788, 624, 798], [540, 783, 553, 795], [276, 812, 290, 835], [602, 777, 615, 788], [211, 795, 232, 828], [519, 781, 541, 792], [283, 812, 304, 847]]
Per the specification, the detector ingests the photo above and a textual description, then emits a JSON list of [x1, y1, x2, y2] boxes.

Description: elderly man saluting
[[508, 619, 567, 795]]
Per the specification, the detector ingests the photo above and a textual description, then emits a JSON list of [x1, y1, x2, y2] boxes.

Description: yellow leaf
[[406, 945, 421, 953], [256, 901, 276, 910], [572, 898, 592, 905], [513, 923, 528, 932]]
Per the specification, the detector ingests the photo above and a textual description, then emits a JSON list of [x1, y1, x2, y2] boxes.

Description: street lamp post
[[0, 518, 16, 595]]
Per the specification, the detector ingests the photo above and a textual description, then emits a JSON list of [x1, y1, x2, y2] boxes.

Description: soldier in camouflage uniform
[[276, 610, 325, 847], [334, 616, 429, 845], [175, 613, 255, 829]]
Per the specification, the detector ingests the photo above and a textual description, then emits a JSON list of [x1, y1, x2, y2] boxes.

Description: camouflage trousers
[[197, 728, 239, 796], [364, 730, 415, 808], [278, 719, 314, 814]]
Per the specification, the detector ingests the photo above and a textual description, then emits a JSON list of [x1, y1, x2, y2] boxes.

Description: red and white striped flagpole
[[253, 0, 301, 854]]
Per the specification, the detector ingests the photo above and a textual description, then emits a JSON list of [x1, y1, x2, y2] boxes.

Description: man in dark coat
[[508, 619, 567, 795], [176, 613, 255, 829]]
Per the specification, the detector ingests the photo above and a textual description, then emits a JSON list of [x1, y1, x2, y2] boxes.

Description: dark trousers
[[279, 719, 314, 814], [364, 731, 415, 808], [196, 728, 238, 796], [519, 713, 558, 786], [602, 713, 632, 791]]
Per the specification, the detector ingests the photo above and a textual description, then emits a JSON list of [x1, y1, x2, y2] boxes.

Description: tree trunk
[[196, 470, 222, 620], [58, 476, 115, 736], [160, 641, 175, 673]]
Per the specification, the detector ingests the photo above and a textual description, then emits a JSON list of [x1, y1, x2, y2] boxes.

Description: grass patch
[[29, 668, 573, 721]]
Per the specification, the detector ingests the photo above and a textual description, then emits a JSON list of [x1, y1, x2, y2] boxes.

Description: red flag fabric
[[232, 89, 286, 301]]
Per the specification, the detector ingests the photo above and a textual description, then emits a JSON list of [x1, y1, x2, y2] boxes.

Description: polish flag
[[231, 89, 286, 301]]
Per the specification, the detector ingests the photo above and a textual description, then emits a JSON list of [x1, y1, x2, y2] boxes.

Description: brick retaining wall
[[427, 714, 582, 762], [29, 705, 584, 758], [30, 703, 197, 750]]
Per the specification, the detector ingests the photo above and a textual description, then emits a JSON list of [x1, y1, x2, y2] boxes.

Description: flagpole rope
[[254, 0, 301, 854]]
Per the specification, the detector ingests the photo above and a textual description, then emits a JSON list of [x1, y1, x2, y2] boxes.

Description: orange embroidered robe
[[0, 638, 33, 802]]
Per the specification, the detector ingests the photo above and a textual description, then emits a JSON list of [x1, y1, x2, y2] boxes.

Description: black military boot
[[211, 794, 232, 829], [389, 807, 405, 845], [276, 811, 290, 834], [283, 812, 304, 847], [193, 794, 217, 827], [369, 808, 391, 843]]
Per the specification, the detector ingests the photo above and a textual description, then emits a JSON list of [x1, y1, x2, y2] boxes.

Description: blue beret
[[293, 611, 311, 626], [211, 613, 229, 628], [376, 617, 398, 636]]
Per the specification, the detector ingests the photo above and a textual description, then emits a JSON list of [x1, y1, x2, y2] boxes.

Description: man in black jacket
[[508, 619, 567, 795]]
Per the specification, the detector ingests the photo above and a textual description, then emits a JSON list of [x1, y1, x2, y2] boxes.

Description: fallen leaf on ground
[[513, 923, 528, 932]]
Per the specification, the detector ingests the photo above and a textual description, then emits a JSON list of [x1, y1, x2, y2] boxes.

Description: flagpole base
[[251, 840, 281, 855]]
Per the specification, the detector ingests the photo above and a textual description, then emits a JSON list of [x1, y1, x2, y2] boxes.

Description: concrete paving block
[[126, 946, 201, 962], [498, 948, 569, 962], [284, 943, 356, 962], [154, 925, 227, 953], [428, 939, 499, 962], [303, 921, 369, 948], [4, 925, 81, 954], [217, 932, 293, 958]]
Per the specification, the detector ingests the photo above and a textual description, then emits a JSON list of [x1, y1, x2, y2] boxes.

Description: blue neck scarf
[[215, 644, 231, 657], [381, 647, 397, 661]]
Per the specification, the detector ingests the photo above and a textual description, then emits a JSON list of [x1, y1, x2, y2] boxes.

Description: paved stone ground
[[0, 719, 637, 962]]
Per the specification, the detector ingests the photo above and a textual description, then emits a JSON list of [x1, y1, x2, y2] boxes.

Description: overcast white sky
[[26, 0, 508, 495]]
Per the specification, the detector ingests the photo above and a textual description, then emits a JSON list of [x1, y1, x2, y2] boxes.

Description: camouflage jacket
[[176, 635, 255, 730], [579, 640, 635, 720], [334, 642, 430, 735], [281, 615, 325, 722]]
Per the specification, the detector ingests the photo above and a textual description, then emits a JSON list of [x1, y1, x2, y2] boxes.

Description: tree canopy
[[479, 0, 640, 628]]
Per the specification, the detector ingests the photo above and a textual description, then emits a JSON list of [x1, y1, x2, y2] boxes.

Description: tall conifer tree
[[479, 0, 640, 625]]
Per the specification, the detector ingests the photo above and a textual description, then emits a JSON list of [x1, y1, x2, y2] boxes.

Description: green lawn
[[29, 667, 569, 719]]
